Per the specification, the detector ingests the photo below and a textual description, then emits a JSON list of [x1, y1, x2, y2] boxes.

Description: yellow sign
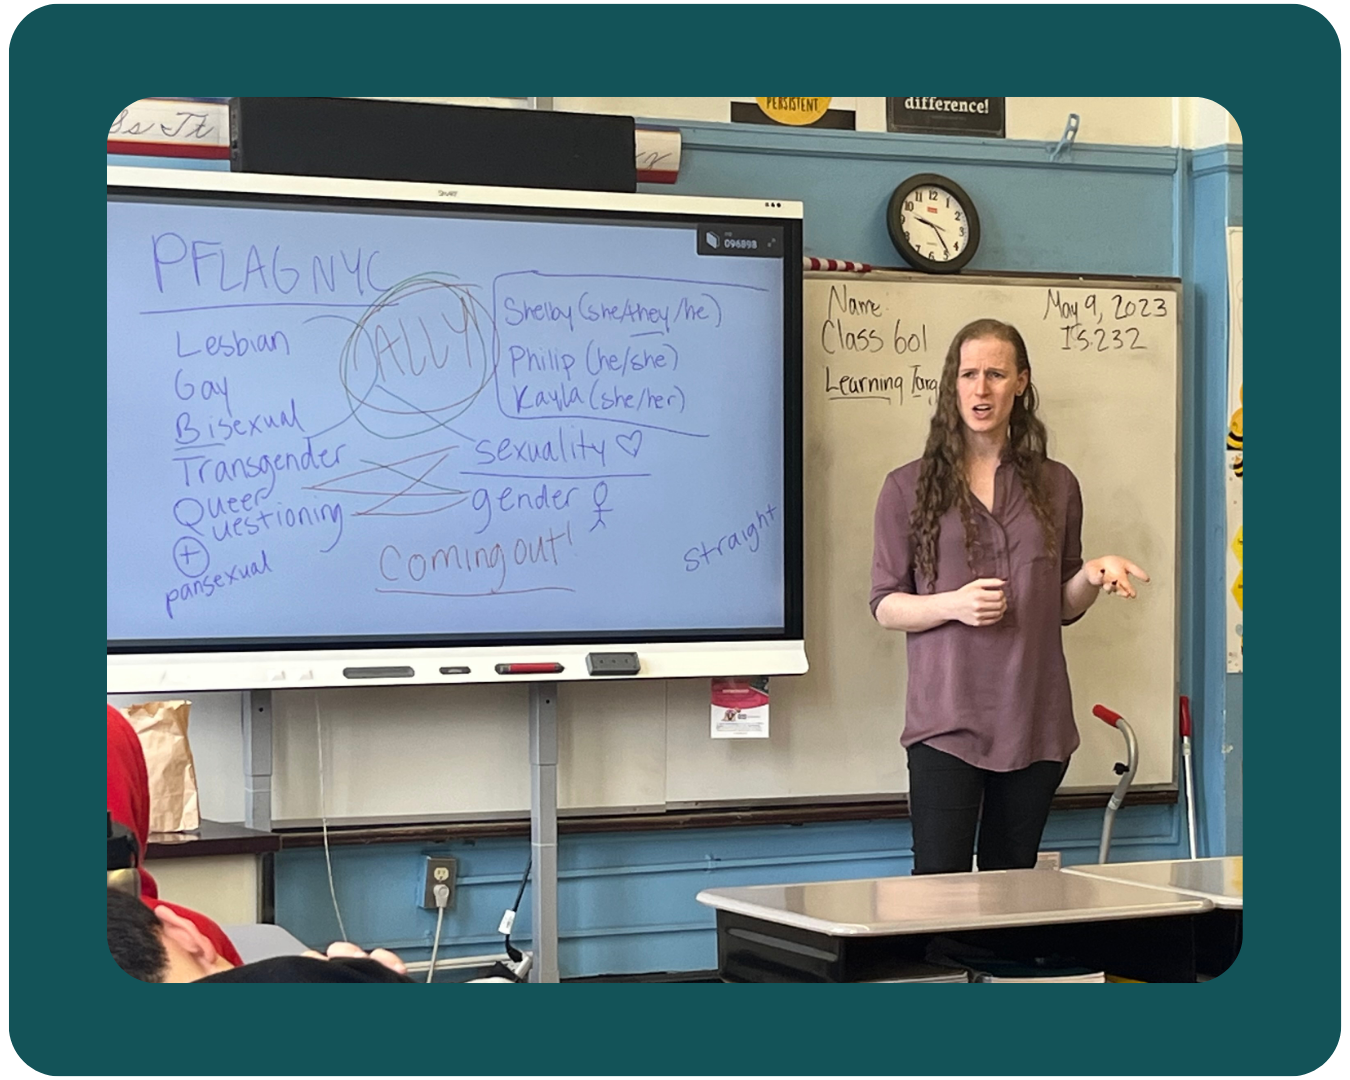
[[1231, 526, 1242, 610], [1227, 386, 1243, 450], [756, 97, 832, 125]]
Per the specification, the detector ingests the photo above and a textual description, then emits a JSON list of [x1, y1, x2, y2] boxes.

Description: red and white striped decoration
[[803, 257, 873, 273]]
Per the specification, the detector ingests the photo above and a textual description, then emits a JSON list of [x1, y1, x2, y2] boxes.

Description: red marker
[[495, 662, 564, 675]]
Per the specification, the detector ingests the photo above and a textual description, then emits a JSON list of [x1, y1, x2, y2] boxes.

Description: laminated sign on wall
[[108, 98, 229, 159], [886, 97, 1006, 138], [731, 97, 856, 130], [711, 677, 770, 738]]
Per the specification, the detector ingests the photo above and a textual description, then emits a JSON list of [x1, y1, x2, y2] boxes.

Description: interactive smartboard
[[106, 168, 804, 691]]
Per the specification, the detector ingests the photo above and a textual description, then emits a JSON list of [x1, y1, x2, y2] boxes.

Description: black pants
[[905, 742, 1069, 874]]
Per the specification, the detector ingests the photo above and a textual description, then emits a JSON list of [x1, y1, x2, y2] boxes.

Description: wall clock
[[887, 173, 981, 273]]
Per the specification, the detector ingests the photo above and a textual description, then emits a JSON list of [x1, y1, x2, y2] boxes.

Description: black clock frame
[[886, 173, 981, 274]]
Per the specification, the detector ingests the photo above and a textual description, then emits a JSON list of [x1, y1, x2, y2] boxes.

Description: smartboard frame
[[107, 166, 805, 692]]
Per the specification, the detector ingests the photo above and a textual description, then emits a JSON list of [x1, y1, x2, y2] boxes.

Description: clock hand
[[916, 217, 949, 255]]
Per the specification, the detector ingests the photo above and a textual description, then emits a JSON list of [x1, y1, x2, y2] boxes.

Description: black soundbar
[[230, 97, 636, 193]]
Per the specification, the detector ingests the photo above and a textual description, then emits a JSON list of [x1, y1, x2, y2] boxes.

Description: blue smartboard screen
[[107, 182, 802, 651]]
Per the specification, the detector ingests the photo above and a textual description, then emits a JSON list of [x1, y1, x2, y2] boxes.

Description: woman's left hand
[[1086, 556, 1151, 599]]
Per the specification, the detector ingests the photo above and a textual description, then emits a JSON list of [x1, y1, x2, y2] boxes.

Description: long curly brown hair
[[911, 319, 1057, 590]]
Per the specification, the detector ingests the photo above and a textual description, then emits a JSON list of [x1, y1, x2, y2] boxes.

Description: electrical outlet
[[585, 651, 640, 676], [1036, 850, 1062, 871], [422, 856, 457, 909]]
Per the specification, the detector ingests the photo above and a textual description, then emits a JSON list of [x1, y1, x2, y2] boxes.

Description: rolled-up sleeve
[[870, 470, 915, 615]]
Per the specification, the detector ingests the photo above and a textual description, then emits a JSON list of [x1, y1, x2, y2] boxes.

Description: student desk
[[222, 922, 308, 963], [696, 868, 1214, 982], [1061, 856, 1242, 908], [1061, 857, 1242, 976]]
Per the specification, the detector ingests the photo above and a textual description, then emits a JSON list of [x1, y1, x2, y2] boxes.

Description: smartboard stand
[[237, 683, 562, 981], [242, 690, 273, 832], [529, 682, 561, 983]]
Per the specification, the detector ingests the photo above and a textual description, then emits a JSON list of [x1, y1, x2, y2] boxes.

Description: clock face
[[897, 183, 970, 264]]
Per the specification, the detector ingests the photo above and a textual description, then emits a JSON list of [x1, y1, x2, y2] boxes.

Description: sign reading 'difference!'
[[887, 97, 1005, 138]]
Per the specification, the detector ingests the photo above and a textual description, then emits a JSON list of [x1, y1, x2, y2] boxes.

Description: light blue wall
[[112, 119, 1241, 976], [661, 124, 1181, 276], [276, 803, 1186, 973], [107, 153, 227, 171], [1186, 145, 1243, 856]]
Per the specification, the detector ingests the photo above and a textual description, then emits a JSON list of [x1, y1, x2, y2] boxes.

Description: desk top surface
[[696, 868, 1212, 937], [220, 923, 307, 964], [1060, 856, 1243, 909]]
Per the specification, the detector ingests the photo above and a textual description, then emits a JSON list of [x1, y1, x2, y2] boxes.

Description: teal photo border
[[11, 3, 1337, 1074]]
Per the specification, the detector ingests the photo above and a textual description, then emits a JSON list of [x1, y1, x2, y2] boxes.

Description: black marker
[[439, 666, 471, 675]]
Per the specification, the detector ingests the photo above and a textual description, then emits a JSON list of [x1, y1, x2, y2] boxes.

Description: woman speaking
[[870, 319, 1149, 874]]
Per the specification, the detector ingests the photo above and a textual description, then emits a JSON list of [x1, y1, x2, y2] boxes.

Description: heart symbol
[[615, 430, 643, 457]]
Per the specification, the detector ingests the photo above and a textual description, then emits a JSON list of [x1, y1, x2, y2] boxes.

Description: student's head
[[107, 888, 234, 982]]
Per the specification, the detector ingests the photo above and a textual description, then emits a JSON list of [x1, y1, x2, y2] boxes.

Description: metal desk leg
[[529, 682, 560, 983], [242, 690, 273, 833]]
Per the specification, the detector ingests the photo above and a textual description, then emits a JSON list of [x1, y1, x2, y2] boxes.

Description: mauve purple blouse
[[870, 457, 1085, 772]]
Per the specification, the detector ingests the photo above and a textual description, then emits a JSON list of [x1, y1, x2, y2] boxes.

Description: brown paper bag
[[123, 700, 200, 833]]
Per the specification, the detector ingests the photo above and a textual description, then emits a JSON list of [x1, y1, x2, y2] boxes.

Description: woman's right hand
[[949, 578, 1006, 627]]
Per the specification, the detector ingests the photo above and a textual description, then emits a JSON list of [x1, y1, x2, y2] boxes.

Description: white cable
[[427, 883, 450, 983], [427, 909, 446, 984], [315, 692, 348, 943]]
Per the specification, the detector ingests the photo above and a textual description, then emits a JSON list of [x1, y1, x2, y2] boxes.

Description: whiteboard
[[668, 271, 1180, 804]]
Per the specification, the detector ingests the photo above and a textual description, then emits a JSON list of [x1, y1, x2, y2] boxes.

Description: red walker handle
[[1093, 704, 1123, 727], [1179, 695, 1192, 738]]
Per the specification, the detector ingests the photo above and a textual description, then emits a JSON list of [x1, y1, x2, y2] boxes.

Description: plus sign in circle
[[173, 536, 211, 578]]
